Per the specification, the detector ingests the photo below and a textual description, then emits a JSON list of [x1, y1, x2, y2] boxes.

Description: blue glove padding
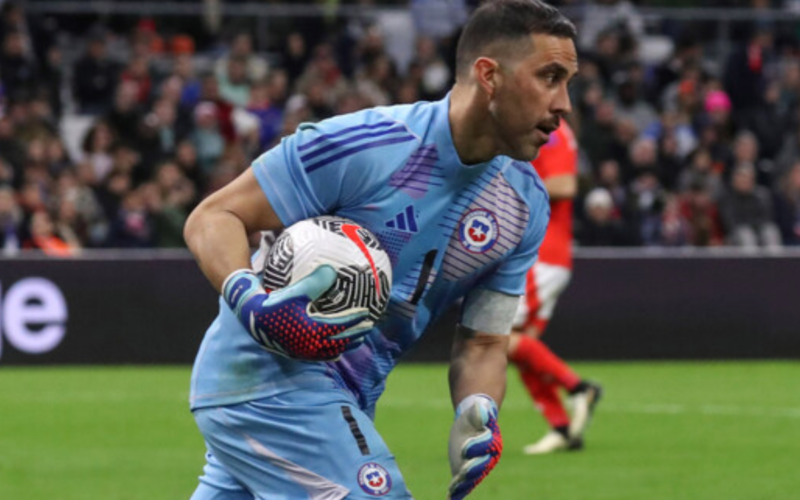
[[222, 266, 372, 361], [447, 395, 503, 500]]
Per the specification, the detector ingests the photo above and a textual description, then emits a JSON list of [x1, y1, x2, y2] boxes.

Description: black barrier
[[408, 251, 800, 361], [0, 252, 218, 365], [1, 250, 799, 365]]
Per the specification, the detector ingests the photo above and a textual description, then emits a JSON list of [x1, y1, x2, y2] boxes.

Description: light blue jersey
[[190, 95, 550, 417]]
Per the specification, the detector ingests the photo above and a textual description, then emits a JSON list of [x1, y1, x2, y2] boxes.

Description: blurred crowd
[[2, 0, 800, 255]]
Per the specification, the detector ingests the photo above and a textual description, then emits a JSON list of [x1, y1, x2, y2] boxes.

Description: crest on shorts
[[357, 462, 392, 496], [458, 208, 499, 254]]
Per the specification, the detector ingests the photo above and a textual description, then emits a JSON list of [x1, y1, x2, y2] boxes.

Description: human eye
[[539, 72, 557, 86]]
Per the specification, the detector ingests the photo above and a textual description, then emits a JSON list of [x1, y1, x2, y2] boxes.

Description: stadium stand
[[2, 0, 800, 255]]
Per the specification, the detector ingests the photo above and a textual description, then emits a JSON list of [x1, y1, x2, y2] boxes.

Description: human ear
[[473, 57, 501, 97]]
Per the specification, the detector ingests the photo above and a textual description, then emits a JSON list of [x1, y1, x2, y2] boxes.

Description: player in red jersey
[[508, 121, 603, 454]]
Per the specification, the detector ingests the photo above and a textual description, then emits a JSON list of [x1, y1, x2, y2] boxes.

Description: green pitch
[[1, 362, 798, 499]]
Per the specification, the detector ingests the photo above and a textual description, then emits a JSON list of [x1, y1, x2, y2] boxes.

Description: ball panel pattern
[[262, 234, 293, 290], [262, 216, 392, 323]]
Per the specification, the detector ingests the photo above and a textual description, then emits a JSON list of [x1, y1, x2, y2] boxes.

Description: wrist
[[222, 269, 263, 314], [455, 394, 496, 419]]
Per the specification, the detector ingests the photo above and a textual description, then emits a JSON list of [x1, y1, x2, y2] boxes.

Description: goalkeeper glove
[[222, 265, 372, 361], [447, 394, 503, 500]]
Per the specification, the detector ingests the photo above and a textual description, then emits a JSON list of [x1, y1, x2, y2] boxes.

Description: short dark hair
[[455, 0, 577, 76]]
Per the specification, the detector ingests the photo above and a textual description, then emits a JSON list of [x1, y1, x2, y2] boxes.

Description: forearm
[[184, 206, 254, 293], [448, 326, 508, 409], [184, 169, 283, 293], [543, 174, 577, 200]]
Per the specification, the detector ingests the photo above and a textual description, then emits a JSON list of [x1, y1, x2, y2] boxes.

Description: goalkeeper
[[184, 1, 578, 498]]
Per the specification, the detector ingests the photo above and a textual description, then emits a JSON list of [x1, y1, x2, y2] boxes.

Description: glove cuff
[[222, 269, 262, 314], [455, 394, 496, 419]]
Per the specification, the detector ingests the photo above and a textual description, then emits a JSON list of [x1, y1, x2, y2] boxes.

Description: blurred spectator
[[724, 28, 775, 114], [171, 34, 195, 58], [613, 71, 658, 133], [395, 78, 420, 104], [579, 0, 645, 57], [774, 162, 800, 246], [720, 164, 781, 248], [581, 99, 617, 168], [303, 78, 335, 121], [81, 121, 116, 185], [335, 90, 369, 116], [628, 137, 658, 182], [652, 36, 704, 105], [591, 30, 625, 83], [0, 3, 28, 48], [778, 60, 800, 113], [628, 168, 666, 246], [656, 131, 683, 190], [54, 169, 107, 247], [411, 0, 469, 41], [148, 98, 181, 157], [73, 31, 119, 115], [355, 54, 394, 107], [174, 140, 205, 195], [106, 81, 143, 143], [578, 188, 632, 246], [412, 37, 451, 101], [23, 210, 78, 256], [678, 148, 724, 200], [39, 46, 64, 117], [199, 74, 236, 142], [0, 157, 13, 186], [1, 2, 799, 252], [0, 185, 22, 254], [282, 32, 309, 85], [148, 161, 196, 247], [9, 97, 52, 143], [681, 182, 724, 247], [94, 168, 131, 222], [191, 102, 225, 174], [120, 55, 153, 105], [775, 117, 800, 179], [46, 138, 71, 175], [133, 18, 163, 57], [247, 79, 284, 150], [594, 159, 629, 217], [0, 29, 38, 100], [18, 177, 47, 213], [298, 43, 347, 100], [729, 130, 770, 186], [610, 117, 638, 175], [742, 82, 786, 161], [215, 33, 269, 85], [158, 76, 193, 137], [218, 56, 251, 108], [175, 54, 202, 109], [704, 88, 735, 144], [107, 187, 154, 248], [659, 194, 691, 246], [0, 116, 24, 186], [643, 110, 697, 163]]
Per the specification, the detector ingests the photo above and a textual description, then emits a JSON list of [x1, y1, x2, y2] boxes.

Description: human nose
[[552, 82, 572, 116]]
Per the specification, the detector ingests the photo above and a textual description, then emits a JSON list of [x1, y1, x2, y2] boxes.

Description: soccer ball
[[262, 216, 392, 322]]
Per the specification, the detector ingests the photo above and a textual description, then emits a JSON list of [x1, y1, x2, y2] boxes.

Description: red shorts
[[512, 262, 572, 331]]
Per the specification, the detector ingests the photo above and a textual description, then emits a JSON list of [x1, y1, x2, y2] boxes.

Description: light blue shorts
[[190, 388, 413, 500]]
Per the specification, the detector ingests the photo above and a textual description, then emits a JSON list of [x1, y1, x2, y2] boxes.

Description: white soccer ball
[[262, 216, 392, 322]]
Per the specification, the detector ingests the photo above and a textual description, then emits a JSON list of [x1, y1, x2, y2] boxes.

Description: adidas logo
[[385, 205, 418, 233]]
